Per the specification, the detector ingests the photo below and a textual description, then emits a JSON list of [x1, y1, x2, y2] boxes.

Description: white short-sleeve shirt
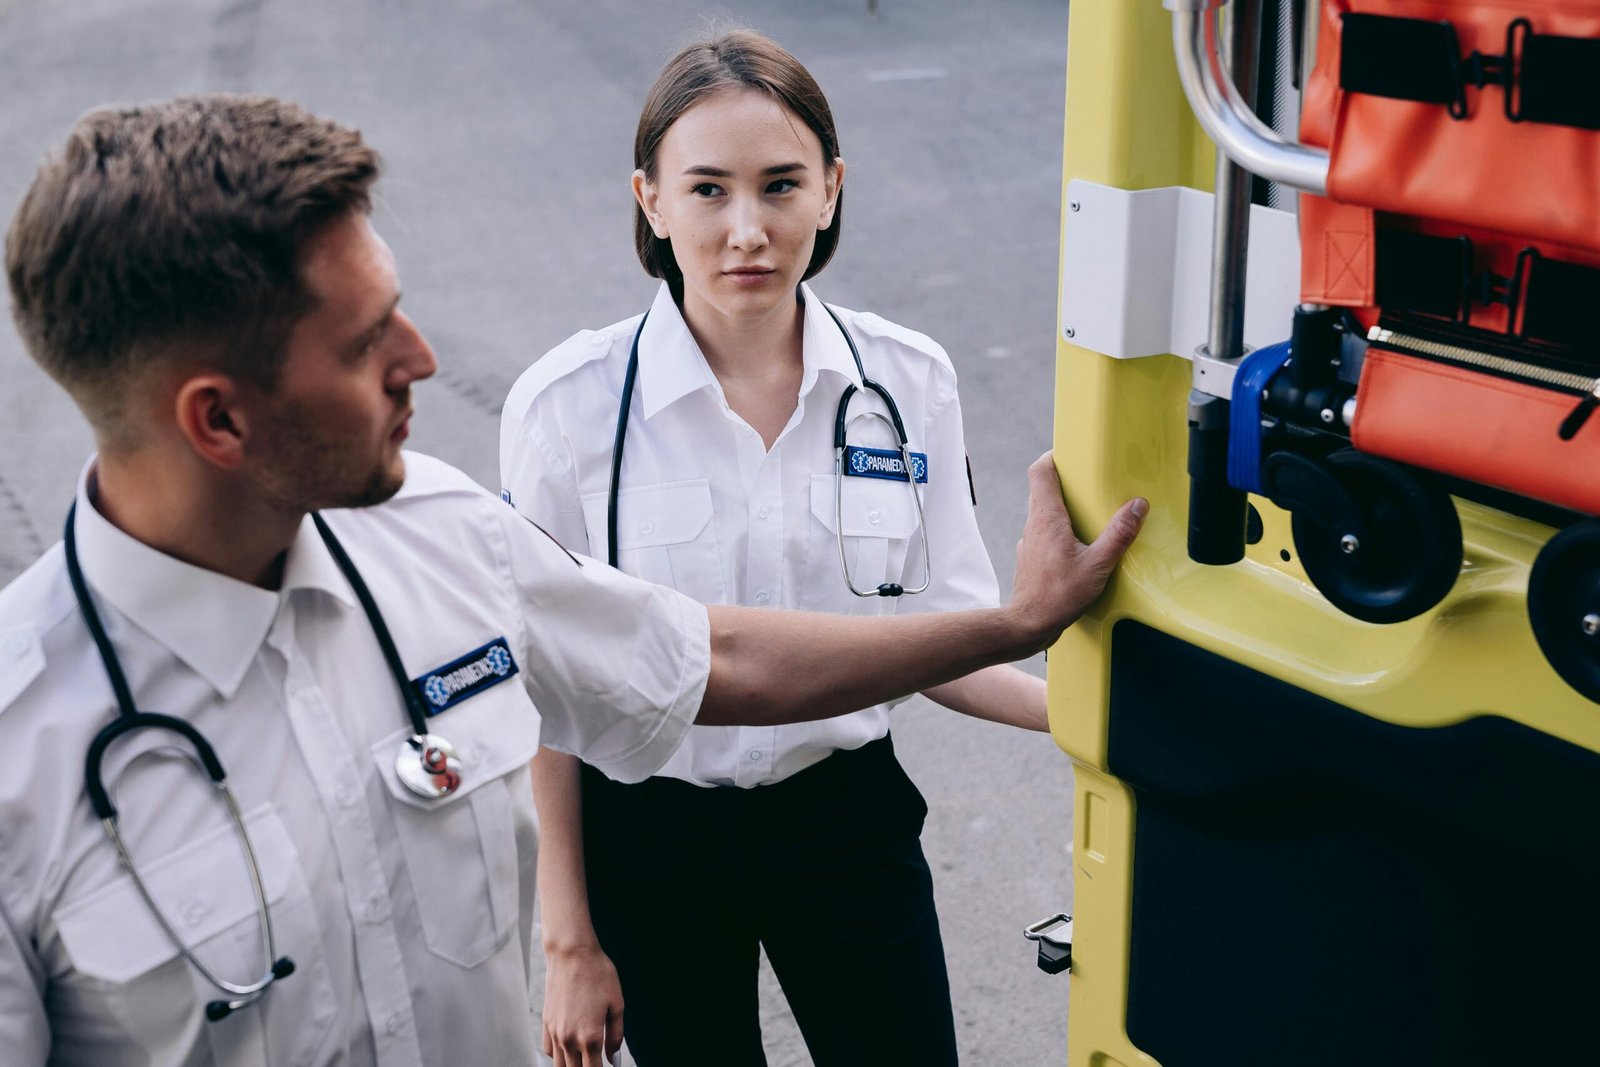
[[0, 452, 709, 1066], [500, 282, 999, 788]]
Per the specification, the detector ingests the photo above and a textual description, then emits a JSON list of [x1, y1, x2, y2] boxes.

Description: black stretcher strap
[[1373, 229, 1600, 353], [1375, 230, 1470, 320], [1522, 254, 1600, 350], [1520, 33, 1600, 131], [1340, 13, 1600, 131], [1341, 14, 1462, 106]]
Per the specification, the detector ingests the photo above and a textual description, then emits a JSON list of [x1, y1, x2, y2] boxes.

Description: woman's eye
[[691, 182, 723, 197], [767, 178, 799, 194]]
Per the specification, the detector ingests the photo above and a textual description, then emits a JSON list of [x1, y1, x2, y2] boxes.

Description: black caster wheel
[[1528, 518, 1600, 704], [1290, 450, 1463, 624]]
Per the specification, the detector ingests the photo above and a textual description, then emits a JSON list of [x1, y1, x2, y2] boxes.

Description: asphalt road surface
[[0, 1, 1077, 1062]]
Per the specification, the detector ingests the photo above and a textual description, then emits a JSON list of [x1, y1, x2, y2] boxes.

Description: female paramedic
[[499, 30, 1046, 1067]]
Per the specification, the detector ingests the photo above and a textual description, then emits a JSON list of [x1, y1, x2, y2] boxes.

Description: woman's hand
[[542, 940, 624, 1067]]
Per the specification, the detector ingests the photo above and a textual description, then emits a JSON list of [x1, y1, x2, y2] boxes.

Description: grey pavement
[[0, 1, 1076, 1062]]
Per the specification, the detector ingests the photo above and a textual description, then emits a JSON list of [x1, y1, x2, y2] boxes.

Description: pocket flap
[[55, 805, 294, 983], [581, 480, 713, 553], [809, 475, 919, 538], [371, 681, 542, 812]]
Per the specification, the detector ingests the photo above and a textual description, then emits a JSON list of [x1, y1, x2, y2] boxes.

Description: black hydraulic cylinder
[[1288, 303, 1344, 392], [1188, 390, 1248, 565]]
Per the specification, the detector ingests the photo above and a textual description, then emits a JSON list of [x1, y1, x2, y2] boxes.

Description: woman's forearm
[[923, 664, 1049, 732], [531, 746, 602, 952]]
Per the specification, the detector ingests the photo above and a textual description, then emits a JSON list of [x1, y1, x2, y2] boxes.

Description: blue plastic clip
[[1227, 340, 1294, 495]]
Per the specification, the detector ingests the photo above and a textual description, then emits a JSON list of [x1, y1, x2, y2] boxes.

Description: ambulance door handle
[[1024, 913, 1073, 975]]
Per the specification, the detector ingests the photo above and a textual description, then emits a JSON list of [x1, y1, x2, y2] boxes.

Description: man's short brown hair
[[5, 94, 380, 443]]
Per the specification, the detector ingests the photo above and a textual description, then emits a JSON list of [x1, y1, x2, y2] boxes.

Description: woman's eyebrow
[[682, 162, 809, 177]]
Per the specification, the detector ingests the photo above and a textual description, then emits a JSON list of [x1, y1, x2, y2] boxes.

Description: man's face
[[248, 213, 437, 513]]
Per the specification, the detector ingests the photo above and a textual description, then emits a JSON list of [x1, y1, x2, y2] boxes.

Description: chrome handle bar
[[1168, 0, 1330, 195]]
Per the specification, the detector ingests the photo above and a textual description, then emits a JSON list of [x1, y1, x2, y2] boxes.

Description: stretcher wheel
[[1528, 519, 1600, 704], [1290, 450, 1462, 624]]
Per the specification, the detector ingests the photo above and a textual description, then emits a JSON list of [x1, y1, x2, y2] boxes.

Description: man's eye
[[767, 179, 799, 194], [359, 319, 391, 356], [691, 182, 723, 197]]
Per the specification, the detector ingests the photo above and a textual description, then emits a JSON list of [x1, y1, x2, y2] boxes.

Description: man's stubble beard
[[253, 394, 407, 516]]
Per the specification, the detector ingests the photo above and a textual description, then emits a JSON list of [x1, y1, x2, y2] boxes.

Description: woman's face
[[634, 88, 843, 328]]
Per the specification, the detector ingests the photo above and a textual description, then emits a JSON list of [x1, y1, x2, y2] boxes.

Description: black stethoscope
[[66, 503, 463, 1021], [607, 299, 932, 597]]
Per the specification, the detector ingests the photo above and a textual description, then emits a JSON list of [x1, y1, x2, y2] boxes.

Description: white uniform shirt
[[500, 282, 999, 788], [0, 452, 709, 1066]]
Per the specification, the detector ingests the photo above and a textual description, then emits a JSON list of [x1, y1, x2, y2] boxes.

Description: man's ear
[[819, 157, 845, 231], [632, 169, 669, 238], [173, 373, 251, 470]]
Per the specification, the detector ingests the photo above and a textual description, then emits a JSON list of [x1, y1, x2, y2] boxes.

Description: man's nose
[[388, 311, 437, 389]]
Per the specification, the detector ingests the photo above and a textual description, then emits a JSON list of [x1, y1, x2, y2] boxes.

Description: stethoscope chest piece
[[397, 733, 463, 799]]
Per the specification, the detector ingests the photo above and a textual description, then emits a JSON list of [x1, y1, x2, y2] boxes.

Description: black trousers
[[580, 735, 960, 1067]]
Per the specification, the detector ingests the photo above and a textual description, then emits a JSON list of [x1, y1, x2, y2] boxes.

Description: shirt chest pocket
[[580, 479, 727, 603], [52, 806, 337, 1065], [371, 682, 542, 970], [805, 474, 922, 612]]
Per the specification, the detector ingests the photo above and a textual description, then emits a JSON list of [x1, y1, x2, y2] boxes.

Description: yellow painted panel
[[1048, 3, 1596, 1066]]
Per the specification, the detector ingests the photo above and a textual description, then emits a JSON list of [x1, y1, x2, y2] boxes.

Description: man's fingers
[[1083, 497, 1148, 575], [607, 1003, 625, 1062], [1026, 451, 1074, 535]]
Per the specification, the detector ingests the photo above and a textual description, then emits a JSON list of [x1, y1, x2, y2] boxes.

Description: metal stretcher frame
[[1048, 3, 1600, 1065]]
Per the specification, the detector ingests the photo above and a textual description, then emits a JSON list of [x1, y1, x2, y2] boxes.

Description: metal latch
[[1024, 913, 1073, 975]]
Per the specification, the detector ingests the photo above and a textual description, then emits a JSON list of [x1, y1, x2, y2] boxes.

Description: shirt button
[[364, 896, 388, 924], [386, 1010, 406, 1036], [868, 509, 882, 525], [335, 786, 356, 809], [748, 750, 763, 762], [758, 505, 771, 519], [639, 519, 655, 536], [754, 591, 770, 605], [183, 900, 208, 927], [589, 333, 608, 347]]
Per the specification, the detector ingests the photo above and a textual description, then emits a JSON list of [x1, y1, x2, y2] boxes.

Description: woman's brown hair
[[634, 30, 842, 293]]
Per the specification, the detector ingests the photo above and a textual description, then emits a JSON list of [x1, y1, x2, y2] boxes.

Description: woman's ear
[[632, 169, 669, 238], [173, 373, 250, 471], [819, 157, 845, 230]]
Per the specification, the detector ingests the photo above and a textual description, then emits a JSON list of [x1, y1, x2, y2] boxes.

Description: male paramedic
[[0, 95, 1145, 1064]]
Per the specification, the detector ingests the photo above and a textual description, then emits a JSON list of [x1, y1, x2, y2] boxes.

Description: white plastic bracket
[[1059, 179, 1301, 380]]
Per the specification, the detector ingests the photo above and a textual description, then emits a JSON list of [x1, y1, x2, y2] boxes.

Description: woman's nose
[[727, 197, 769, 253]]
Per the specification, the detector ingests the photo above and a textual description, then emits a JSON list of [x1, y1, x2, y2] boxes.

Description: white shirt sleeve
[[489, 497, 710, 784], [499, 403, 590, 556], [897, 362, 1002, 617], [0, 896, 48, 1065]]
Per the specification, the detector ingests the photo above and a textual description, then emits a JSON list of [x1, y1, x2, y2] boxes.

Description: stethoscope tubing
[[65, 503, 290, 1013], [65, 501, 445, 1021]]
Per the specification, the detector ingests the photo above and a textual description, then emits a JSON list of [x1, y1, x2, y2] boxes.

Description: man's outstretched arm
[[698, 453, 1145, 726]]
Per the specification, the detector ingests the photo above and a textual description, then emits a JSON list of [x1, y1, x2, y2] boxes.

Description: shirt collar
[[635, 281, 865, 419], [797, 282, 865, 397], [71, 459, 356, 699], [637, 283, 721, 420]]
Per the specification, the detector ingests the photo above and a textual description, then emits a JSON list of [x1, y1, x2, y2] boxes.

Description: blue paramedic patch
[[842, 445, 928, 483], [412, 637, 519, 716]]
